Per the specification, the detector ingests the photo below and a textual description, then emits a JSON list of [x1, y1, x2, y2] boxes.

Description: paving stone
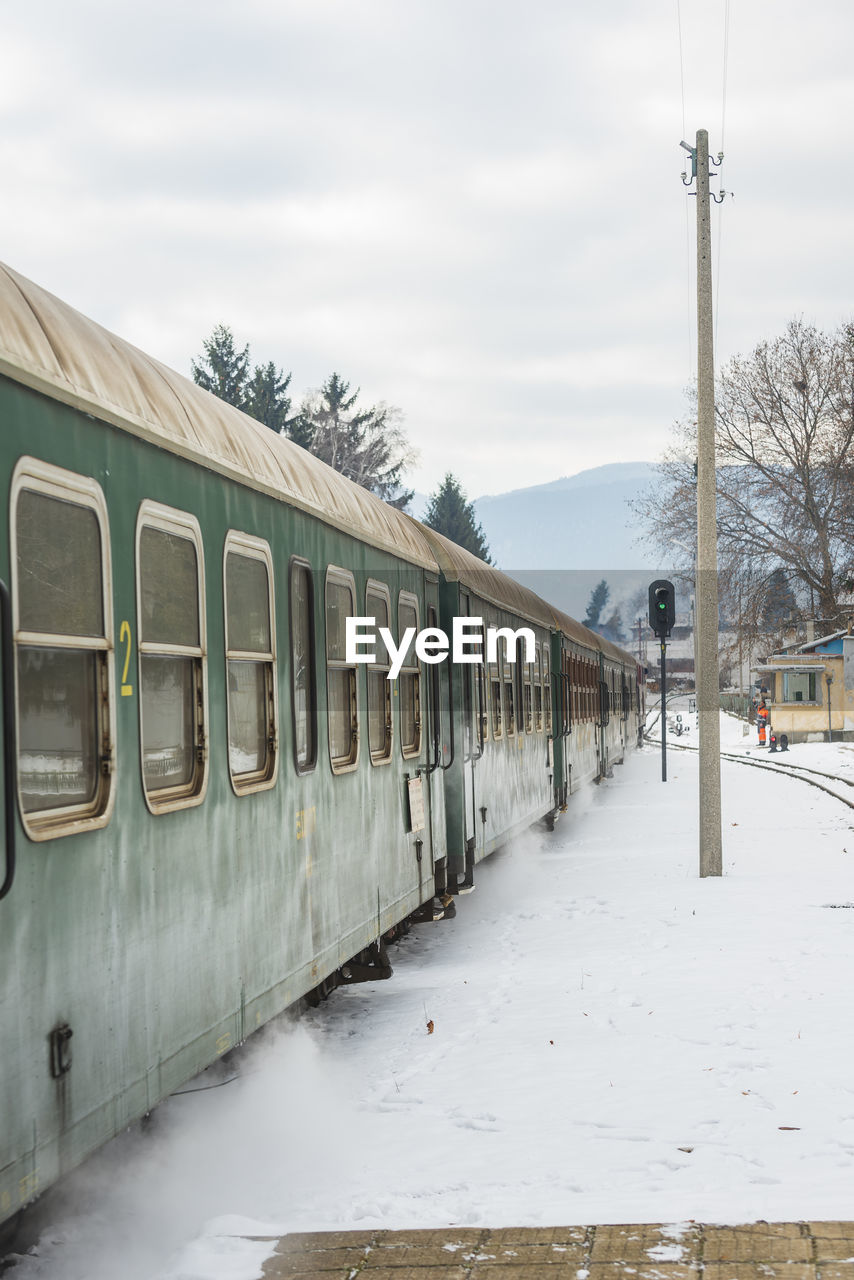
[[817, 1267, 854, 1280], [469, 1242, 587, 1267], [812, 1227, 854, 1263], [261, 1246, 368, 1276], [379, 1230, 484, 1248], [469, 1268, 584, 1279], [591, 1224, 699, 1264], [355, 1269, 468, 1280], [590, 1266, 699, 1280], [365, 1245, 482, 1268], [274, 1230, 378, 1251], [703, 1266, 815, 1280], [485, 1227, 588, 1247], [704, 1226, 813, 1263]]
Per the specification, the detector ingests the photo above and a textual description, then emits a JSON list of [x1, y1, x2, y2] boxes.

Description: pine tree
[[245, 360, 293, 435], [295, 373, 414, 508], [423, 474, 492, 564], [191, 325, 250, 410], [192, 337, 416, 505], [583, 579, 610, 631]]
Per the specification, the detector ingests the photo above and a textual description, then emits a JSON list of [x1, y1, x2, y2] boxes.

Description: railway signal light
[[648, 579, 675, 638]]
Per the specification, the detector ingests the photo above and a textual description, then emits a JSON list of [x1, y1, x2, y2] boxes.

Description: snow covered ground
[[7, 706, 854, 1280]]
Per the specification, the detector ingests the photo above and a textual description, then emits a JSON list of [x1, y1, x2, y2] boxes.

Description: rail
[[644, 724, 854, 813]]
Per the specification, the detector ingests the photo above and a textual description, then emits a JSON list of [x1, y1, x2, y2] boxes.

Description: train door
[[559, 641, 571, 804], [423, 580, 446, 897], [546, 635, 567, 808], [460, 590, 481, 878]]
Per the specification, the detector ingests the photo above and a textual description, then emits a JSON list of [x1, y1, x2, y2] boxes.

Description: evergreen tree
[[191, 325, 250, 409], [296, 373, 414, 508], [245, 360, 293, 434], [192, 329, 293, 436], [423, 474, 492, 564], [583, 579, 610, 631], [192, 336, 416, 505]]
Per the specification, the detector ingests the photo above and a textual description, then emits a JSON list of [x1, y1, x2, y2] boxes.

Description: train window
[[534, 643, 543, 732], [572, 654, 579, 723], [398, 592, 421, 758], [12, 460, 116, 840], [489, 628, 503, 739], [523, 645, 533, 734], [366, 581, 392, 764], [326, 568, 359, 772], [543, 645, 552, 735], [136, 503, 208, 813], [504, 638, 516, 736], [224, 535, 277, 794], [290, 559, 317, 773]]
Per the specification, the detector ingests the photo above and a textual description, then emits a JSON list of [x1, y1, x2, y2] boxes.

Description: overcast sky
[[1, 1, 851, 499]]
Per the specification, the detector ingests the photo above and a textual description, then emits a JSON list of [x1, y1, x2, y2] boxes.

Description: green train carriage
[[0, 262, 449, 1225]]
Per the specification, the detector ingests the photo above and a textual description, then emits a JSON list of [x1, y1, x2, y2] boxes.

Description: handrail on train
[[0, 580, 16, 901], [441, 660, 456, 771]]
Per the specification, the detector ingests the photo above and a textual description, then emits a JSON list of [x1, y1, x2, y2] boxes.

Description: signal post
[[649, 580, 675, 783]]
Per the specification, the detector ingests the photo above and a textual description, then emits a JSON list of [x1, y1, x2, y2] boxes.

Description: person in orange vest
[[757, 698, 769, 746]]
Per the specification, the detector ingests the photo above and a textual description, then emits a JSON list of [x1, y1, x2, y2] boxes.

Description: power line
[[720, 0, 731, 149], [676, 0, 687, 139]]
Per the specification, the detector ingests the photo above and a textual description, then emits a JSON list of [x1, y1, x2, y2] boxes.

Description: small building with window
[[755, 630, 854, 742]]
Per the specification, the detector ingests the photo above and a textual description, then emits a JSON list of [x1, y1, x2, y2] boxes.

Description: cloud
[[0, 0, 852, 497]]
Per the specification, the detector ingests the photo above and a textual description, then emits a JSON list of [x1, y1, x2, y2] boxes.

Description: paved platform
[[254, 1221, 854, 1278]]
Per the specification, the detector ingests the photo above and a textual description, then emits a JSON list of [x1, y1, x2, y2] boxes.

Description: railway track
[[644, 713, 854, 813]]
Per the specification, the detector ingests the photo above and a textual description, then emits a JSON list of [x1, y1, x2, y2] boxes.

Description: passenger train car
[[0, 263, 643, 1228]]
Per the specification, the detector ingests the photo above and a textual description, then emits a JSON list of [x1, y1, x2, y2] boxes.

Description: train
[[0, 261, 644, 1229]]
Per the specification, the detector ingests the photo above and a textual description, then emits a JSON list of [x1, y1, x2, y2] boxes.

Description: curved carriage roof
[[408, 520, 555, 628], [547, 604, 639, 671], [547, 605, 602, 653], [0, 262, 436, 569], [598, 632, 638, 669]]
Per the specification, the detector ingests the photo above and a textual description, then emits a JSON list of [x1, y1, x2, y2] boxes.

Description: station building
[[755, 630, 854, 743]]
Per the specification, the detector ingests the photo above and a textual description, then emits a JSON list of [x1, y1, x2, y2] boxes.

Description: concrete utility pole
[[683, 128, 723, 878]]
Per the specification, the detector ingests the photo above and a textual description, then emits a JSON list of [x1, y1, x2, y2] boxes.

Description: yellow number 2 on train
[[119, 620, 134, 697]]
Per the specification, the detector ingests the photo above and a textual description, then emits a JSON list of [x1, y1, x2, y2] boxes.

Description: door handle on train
[[0, 580, 16, 901]]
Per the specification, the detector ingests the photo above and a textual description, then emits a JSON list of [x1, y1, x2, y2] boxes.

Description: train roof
[[0, 262, 437, 570], [407, 520, 556, 628], [546, 604, 602, 652], [547, 603, 639, 670]]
